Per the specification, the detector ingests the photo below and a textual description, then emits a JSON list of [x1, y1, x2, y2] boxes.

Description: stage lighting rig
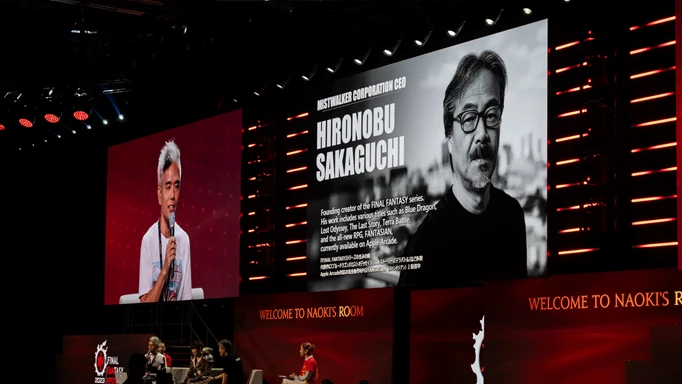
[[5, 92, 36, 129], [447, 20, 466, 38], [72, 86, 92, 121], [41, 87, 63, 124], [276, 74, 291, 89], [353, 47, 371, 66], [253, 83, 268, 97], [383, 37, 402, 56], [485, 9, 504, 26], [414, 26, 433, 47], [301, 65, 317, 81], [326, 57, 344, 74]]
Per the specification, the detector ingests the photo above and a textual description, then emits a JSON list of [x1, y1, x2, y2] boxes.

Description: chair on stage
[[246, 369, 263, 384], [115, 372, 128, 384], [119, 288, 204, 304]]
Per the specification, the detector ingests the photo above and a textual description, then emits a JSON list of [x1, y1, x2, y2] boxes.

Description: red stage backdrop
[[62, 334, 153, 384], [410, 287, 484, 384], [484, 269, 682, 383], [105, 110, 242, 304], [234, 288, 394, 384]]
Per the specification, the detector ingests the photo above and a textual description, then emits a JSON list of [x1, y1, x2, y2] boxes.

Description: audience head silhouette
[[128, 352, 148, 379]]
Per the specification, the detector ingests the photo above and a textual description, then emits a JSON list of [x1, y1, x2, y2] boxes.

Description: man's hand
[[164, 237, 176, 272]]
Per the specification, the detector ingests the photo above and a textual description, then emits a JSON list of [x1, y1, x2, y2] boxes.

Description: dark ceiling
[[0, 0, 554, 151]]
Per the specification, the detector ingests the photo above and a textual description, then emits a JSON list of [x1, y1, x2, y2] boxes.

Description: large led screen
[[62, 334, 154, 384], [104, 110, 242, 304], [307, 20, 548, 291], [234, 288, 394, 384]]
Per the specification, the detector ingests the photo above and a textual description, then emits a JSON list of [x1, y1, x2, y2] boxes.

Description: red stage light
[[18, 118, 33, 128], [555, 40, 580, 50], [73, 110, 89, 121], [44, 114, 60, 123], [286, 256, 307, 261], [0, 124, 5, 130], [630, 40, 675, 55]]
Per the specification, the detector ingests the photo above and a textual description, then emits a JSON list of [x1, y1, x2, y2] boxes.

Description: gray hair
[[157, 140, 182, 187], [443, 50, 508, 138], [150, 336, 161, 347], [219, 339, 233, 354]]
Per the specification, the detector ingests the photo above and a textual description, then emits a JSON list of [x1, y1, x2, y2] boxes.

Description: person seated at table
[[186, 346, 215, 383], [282, 342, 318, 384], [160, 342, 173, 368], [198, 339, 243, 384], [146, 337, 167, 373], [183, 340, 205, 383]]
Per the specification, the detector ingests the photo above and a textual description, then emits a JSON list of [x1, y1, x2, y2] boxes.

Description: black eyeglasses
[[453, 105, 503, 134]]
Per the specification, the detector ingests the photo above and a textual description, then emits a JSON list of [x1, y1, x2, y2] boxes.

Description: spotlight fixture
[[414, 30, 432, 47], [326, 57, 343, 74], [353, 48, 371, 65], [103, 119, 108, 125], [523, 8, 532, 15], [383, 37, 402, 56], [485, 9, 503, 26], [301, 65, 317, 81], [253, 83, 268, 97], [41, 87, 62, 124], [17, 102, 36, 128], [19, 115, 35, 128], [276, 74, 292, 89], [447, 20, 466, 38], [72, 86, 92, 121], [5, 91, 35, 128]]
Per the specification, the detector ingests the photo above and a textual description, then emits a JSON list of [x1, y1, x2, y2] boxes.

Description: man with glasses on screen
[[138, 139, 193, 302], [399, 50, 527, 287]]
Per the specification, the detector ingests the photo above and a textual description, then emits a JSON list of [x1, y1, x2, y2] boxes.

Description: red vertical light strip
[[677, 0, 682, 269]]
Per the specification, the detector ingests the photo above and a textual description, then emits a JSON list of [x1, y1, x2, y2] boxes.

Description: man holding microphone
[[138, 139, 193, 302]]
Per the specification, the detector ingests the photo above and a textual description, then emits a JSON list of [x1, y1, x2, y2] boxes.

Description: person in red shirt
[[282, 342, 318, 384], [159, 342, 172, 368]]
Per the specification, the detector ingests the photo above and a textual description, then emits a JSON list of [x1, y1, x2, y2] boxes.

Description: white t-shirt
[[145, 352, 167, 370], [139, 220, 192, 301]]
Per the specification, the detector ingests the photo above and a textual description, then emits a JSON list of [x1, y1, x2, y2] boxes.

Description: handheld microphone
[[169, 212, 175, 279], [169, 212, 175, 237]]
